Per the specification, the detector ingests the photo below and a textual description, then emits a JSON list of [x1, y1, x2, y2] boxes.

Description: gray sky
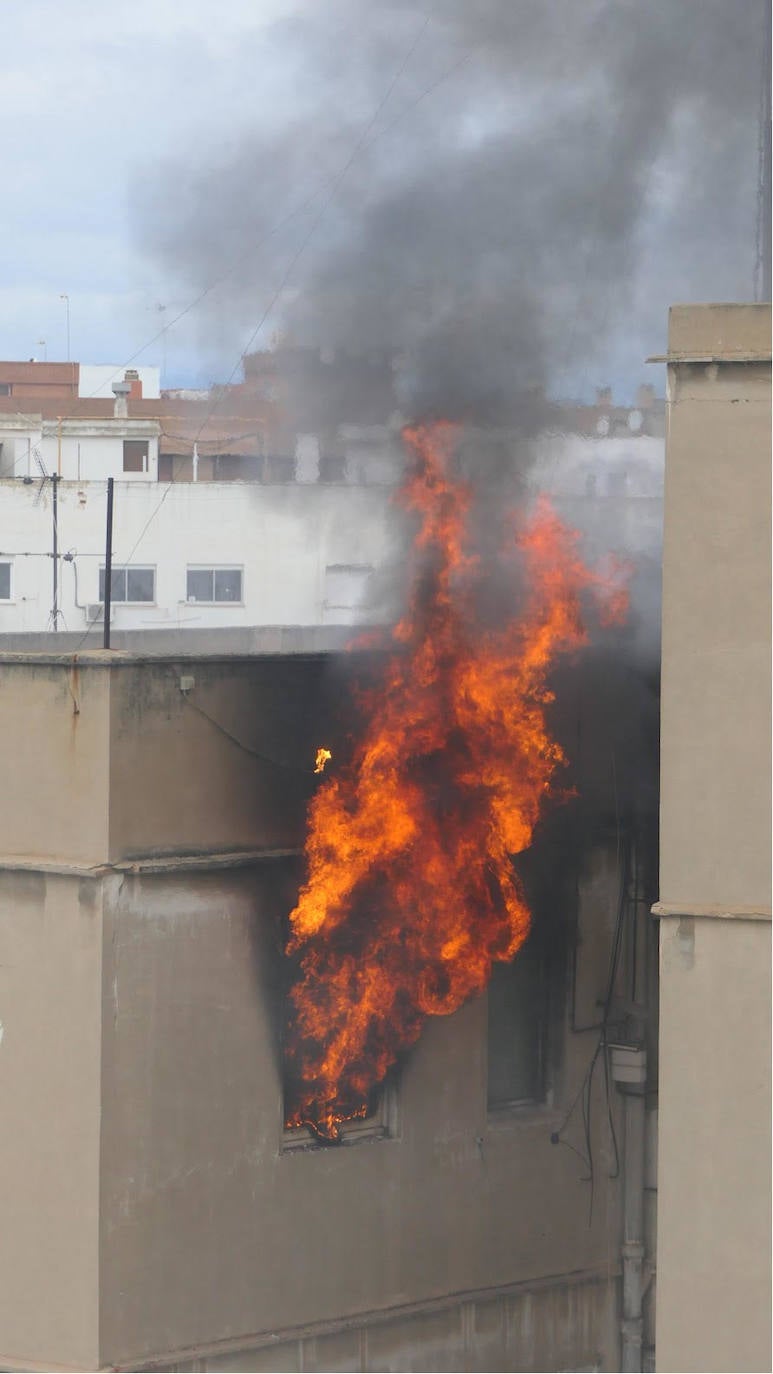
[[1, 0, 298, 381], [2, 1, 766, 400]]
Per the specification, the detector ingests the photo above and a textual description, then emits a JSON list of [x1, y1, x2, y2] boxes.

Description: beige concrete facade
[[0, 651, 654, 1371], [654, 304, 772, 1373]]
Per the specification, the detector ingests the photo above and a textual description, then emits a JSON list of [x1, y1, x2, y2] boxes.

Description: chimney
[[112, 380, 130, 418], [596, 386, 613, 409], [635, 383, 655, 410], [124, 368, 143, 400]]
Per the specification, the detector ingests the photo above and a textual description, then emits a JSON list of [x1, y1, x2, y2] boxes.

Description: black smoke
[[135, 0, 765, 417]]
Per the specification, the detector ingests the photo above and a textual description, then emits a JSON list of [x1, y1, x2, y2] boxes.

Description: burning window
[[487, 935, 547, 1110], [282, 1079, 397, 1151], [281, 423, 627, 1145]]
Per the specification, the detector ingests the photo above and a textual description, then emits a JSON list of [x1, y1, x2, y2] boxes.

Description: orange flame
[[284, 422, 628, 1139], [314, 747, 332, 775]]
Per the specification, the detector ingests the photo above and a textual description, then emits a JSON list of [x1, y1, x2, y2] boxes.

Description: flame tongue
[[284, 422, 627, 1136]]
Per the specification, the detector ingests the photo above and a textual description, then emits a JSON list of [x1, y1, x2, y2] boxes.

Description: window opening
[[123, 439, 149, 473], [186, 567, 243, 603], [323, 563, 373, 610], [487, 935, 547, 1110], [98, 565, 155, 603], [0, 561, 11, 600]]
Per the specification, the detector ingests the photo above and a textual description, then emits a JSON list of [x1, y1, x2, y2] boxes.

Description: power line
[[59, 22, 472, 650], [110, 27, 469, 584], [192, 14, 435, 443]]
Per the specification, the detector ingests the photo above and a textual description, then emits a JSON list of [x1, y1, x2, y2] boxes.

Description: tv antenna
[[29, 449, 62, 630]]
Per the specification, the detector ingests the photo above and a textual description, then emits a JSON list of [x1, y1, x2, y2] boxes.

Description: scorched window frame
[[281, 1077, 399, 1153]]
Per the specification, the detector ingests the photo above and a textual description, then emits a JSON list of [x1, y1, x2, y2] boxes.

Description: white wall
[[0, 419, 158, 482], [0, 479, 398, 634], [41, 430, 159, 483], [0, 431, 665, 639]]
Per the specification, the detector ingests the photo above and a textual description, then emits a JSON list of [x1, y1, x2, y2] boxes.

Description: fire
[[314, 747, 332, 775], [284, 422, 627, 1140]]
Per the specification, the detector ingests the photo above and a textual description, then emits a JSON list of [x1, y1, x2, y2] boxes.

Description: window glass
[[214, 568, 242, 602], [187, 569, 214, 602], [99, 567, 127, 602], [487, 937, 545, 1109], [0, 562, 11, 599], [126, 567, 154, 602], [99, 567, 153, 602]]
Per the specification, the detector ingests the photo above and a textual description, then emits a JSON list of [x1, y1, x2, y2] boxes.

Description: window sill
[[486, 1098, 560, 1131], [282, 1082, 398, 1153], [181, 601, 245, 608]]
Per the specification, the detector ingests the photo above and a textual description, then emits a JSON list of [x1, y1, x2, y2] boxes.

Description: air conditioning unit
[[85, 602, 104, 623]]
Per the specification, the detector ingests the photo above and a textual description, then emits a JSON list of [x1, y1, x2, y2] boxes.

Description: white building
[[0, 477, 397, 636], [0, 360, 664, 644]]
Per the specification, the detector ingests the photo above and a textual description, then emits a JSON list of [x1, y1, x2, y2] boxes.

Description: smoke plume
[[136, 0, 765, 413]]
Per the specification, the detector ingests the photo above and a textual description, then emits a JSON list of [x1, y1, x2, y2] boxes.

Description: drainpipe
[[192, 441, 199, 483], [611, 1044, 647, 1372]]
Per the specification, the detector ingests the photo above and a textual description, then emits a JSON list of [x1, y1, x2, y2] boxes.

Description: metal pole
[[104, 477, 114, 650], [52, 474, 59, 632], [60, 294, 71, 363], [755, 4, 771, 301], [762, 2, 771, 302]]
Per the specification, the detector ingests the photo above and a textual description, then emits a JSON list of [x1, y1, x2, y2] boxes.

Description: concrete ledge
[[0, 625, 378, 660], [663, 302, 772, 361], [0, 849, 302, 879], [651, 901, 772, 922], [131, 1264, 621, 1374]]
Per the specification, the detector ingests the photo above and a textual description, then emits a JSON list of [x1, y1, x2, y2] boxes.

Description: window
[[319, 455, 346, 483], [186, 567, 243, 603], [0, 383, 11, 396], [324, 564, 373, 610], [98, 566, 155, 603], [0, 561, 11, 600], [487, 936, 547, 1110], [282, 1081, 397, 1152], [123, 440, 149, 473]]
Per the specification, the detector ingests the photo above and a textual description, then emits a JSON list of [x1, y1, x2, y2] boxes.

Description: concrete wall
[[654, 304, 772, 1373], [0, 651, 649, 1372], [0, 870, 102, 1371]]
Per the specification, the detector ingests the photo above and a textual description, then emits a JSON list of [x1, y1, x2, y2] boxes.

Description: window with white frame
[[186, 567, 243, 604], [0, 560, 12, 600], [98, 566, 155, 603]]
